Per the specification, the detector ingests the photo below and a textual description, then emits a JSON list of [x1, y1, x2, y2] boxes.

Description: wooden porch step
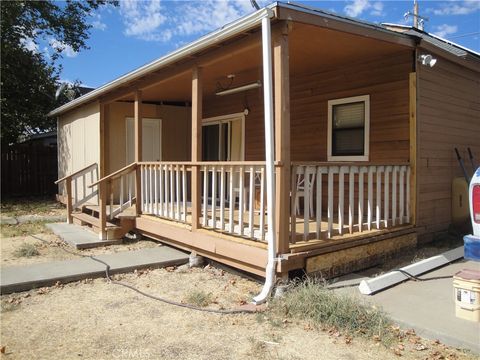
[[71, 212, 132, 241], [71, 212, 120, 230], [83, 204, 136, 219]]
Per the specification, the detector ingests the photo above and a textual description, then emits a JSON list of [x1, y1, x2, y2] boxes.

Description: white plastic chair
[[232, 170, 247, 211], [295, 169, 315, 216]]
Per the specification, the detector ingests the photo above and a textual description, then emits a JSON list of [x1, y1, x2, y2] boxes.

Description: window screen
[[331, 101, 365, 156]]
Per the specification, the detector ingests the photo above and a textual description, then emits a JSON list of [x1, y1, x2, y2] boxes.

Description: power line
[[447, 31, 480, 40]]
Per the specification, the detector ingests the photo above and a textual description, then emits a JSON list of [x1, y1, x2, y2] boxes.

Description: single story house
[[51, 2, 480, 301]]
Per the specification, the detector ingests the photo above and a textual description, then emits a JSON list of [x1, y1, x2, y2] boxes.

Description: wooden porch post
[[65, 177, 73, 224], [99, 103, 107, 239], [191, 66, 203, 230], [134, 90, 143, 216], [98, 181, 107, 239], [99, 103, 107, 178], [409, 72, 417, 226], [274, 24, 291, 255]]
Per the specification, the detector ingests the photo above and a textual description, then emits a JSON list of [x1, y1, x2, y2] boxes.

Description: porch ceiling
[[289, 23, 412, 76], [118, 21, 409, 103], [120, 43, 263, 103]]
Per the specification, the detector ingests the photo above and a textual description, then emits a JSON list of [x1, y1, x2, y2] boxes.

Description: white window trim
[[327, 95, 370, 162], [202, 112, 245, 161]]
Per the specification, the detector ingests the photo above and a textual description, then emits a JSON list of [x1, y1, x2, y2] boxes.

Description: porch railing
[[200, 162, 267, 241], [139, 162, 192, 223], [291, 163, 411, 242], [103, 163, 137, 220], [88, 162, 138, 238], [78, 160, 412, 245], [55, 163, 99, 223]]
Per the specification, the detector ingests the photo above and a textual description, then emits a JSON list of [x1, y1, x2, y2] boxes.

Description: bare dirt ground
[[1, 232, 161, 267], [0, 200, 475, 359], [1, 265, 475, 360]]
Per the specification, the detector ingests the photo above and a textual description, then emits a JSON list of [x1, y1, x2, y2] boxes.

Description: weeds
[[13, 243, 40, 258], [247, 336, 268, 358], [1, 301, 21, 313], [185, 289, 212, 307], [272, 278, 394, 346], [246, 336, 281, 360]]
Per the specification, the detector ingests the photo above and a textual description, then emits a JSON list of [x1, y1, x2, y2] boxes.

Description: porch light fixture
[[418, 54, 437, 67], [215, 81, 262, 96]]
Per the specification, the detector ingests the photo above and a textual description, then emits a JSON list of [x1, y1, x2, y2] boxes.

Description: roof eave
[[49, 6, 276, 118], [276, 2, 415, 47], [418, 40, 480, 72]]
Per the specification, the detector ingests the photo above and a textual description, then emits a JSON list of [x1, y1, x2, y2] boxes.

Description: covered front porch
[[58, 6, 417, 277]]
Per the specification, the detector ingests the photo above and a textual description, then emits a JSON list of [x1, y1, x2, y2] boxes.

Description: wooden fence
[[1, 145, 58, 197]]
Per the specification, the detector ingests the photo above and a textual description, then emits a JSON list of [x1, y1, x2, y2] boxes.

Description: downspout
[[253, 9, 277, 305]]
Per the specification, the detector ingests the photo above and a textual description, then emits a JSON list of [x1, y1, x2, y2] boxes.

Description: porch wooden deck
[[134, 212, 415, 276]]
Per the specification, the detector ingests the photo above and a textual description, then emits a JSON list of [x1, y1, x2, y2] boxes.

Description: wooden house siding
[[57, 102, 100, 195], [417, 55, 480, 241], [290, 50, 412, 162], [203, 70, 266, 161], [203, 50, 413, 163]]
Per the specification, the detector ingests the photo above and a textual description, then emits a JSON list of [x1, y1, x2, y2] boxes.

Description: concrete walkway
[[46, 222, 121, 249], [0, 246, 188, 295], [335, 259, 480, 353]]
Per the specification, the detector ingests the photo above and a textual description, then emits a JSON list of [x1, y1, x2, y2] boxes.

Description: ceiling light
[[216, 81, 262, 96]]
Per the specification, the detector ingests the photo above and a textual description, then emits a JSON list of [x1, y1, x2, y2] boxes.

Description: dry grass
[[185, 289, 213, 307], [0, 266, 476, 360], [0, 197, 64, 218], [272, 278, 395, 345], [0, 221, 52, 238], [12, 243, 40, 258]]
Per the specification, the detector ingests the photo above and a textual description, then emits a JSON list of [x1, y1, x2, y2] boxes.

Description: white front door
[[126, 117, 162, 164]]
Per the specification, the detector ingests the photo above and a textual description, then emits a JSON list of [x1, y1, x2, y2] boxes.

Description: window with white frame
[[327, 95, 370, 161]]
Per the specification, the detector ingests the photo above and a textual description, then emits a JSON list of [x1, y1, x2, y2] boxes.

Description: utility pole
[[404, 0, 428, 30], [413, 0, 419, 28]]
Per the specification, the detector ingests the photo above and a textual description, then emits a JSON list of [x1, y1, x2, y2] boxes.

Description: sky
[[53, 0, 480, 88]]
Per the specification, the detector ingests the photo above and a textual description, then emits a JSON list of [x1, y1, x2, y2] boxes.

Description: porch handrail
[[83, 162, 140, 237], [55, 163, 98, 184], [89, 162, 137, 188], [55, 162, 99, 224], [139, 161, 269, 166], [291, 161, 410, 167]]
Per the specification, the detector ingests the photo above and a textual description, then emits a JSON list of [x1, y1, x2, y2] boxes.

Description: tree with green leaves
[[1, 1, 116, 145]]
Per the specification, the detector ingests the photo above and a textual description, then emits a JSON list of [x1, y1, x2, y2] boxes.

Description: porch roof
[[48, 1, 477, 118]]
